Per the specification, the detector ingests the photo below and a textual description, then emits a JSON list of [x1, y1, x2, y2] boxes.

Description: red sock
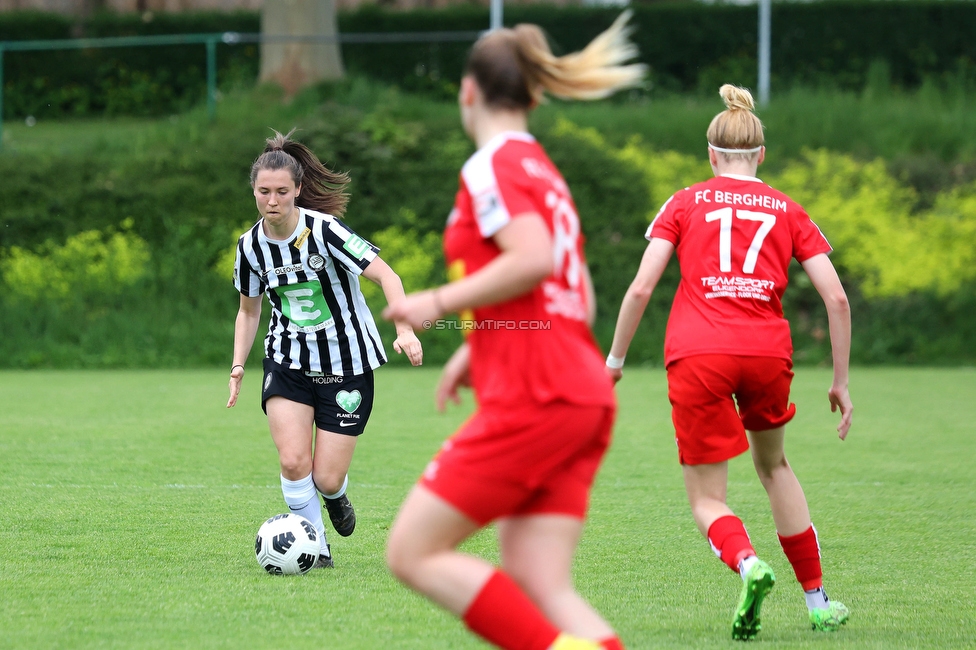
[[600, 637, 625, 650], [463, 571, 560, 650], [707, 515, 755, 573], [779, 525, 823, 591]]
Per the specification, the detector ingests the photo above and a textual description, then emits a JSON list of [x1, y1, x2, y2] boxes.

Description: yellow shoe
[[549, 633, 601, 650]]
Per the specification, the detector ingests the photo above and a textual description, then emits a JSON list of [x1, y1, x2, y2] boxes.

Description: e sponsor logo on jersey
[[280, 281, 334, 333], [306, 254, 326, 272], [343, 234, 370, 260]]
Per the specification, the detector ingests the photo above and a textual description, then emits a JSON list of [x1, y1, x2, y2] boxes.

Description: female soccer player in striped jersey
[[227, 130, 423, 568], [606, 85, 852, 639], [382, 13, 645, 650]]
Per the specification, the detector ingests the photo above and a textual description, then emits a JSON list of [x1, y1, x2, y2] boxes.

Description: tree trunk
[[259, 0, 344, 97]]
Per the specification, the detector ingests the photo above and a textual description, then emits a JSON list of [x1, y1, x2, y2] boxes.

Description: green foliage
[[0, 81, 469, 368], [0, 81, 974, 367], [360, 216, 444, 304], [539, 119, 666, 360], [774, 150, 976, 298], [355, 213, 463, 366], [1, 223, 149, 303], [534, 123, 976, 365]]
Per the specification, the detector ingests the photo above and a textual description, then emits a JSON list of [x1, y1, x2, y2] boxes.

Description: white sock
[[738, 555, 760, 581], [805, 586, 829, 610], [321, 474, 348, 500], [280, 473, 327, 548]]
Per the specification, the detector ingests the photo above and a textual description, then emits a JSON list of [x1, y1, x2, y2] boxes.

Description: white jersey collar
[[479, 130, 535, 153], [260, 208, 306, 244], [720, 173, 763, 183]]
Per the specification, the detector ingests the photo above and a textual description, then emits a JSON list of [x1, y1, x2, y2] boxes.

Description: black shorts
[[261, 358, 375, 436]]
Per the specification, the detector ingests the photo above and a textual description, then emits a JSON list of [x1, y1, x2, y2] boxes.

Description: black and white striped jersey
[[234, 208, 387, 375]]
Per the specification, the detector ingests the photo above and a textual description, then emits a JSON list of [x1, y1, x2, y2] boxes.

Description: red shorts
[[420, 402, 616, 525], [667, 354, 796, 466]]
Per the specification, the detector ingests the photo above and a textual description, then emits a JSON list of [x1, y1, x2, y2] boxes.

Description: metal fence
[[0, 29, 483, 149], [0, 2, 775, 148]]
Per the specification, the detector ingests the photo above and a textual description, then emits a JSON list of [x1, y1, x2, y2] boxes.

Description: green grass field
[[0, 367, 973, 649]]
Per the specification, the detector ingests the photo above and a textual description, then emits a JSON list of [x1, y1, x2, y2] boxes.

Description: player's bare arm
[[606, 237, 675, 381], [227, 293, 263, 408], [434, 343, 471, 413], [800, 252, 853, 439], [581, 262, 598, 328], [363, 256, 424, 366], [383, 215, 552, 328]]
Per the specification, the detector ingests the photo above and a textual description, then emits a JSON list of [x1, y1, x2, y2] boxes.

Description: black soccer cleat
[[314, 544, 333, 569], [324, 493, 356, 537]]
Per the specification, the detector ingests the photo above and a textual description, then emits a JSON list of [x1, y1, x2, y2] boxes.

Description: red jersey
[[444, 132, 615, 409], [648, 173, 832, 366]]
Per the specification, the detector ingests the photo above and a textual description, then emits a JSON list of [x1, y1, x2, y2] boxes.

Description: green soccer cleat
[[732, 560, 776, 640], [810, 601, 850, 631]]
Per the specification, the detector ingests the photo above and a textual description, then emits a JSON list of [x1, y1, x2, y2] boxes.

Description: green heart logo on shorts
[[336, 390, 362, 413]]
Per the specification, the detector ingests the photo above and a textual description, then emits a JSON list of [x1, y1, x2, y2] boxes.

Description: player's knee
[[314, 470, 344, 495], [278, 454, 312, 479], [511, 572, 556, 604], [754, 455, 791, 483], [385, 537, 415, 585]]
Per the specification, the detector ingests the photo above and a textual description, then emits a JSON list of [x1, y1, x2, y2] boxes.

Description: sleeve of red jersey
[[464, 152, 536, 239], [790, 203, 833, 262], [645, 192, 683, 245]]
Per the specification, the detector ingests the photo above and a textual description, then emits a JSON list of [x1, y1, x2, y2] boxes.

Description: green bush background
[[1, 4, 975, 368], [1, 77, 975, 368]]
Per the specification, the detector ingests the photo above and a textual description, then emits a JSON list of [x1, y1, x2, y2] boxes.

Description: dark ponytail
[[249, 128, 350, 217]]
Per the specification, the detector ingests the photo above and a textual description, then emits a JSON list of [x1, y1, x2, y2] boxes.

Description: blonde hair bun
[[719, 84, 756, 113]]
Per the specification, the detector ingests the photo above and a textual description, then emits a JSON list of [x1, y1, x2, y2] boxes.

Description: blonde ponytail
[[515, 11, 647, 104], [465, 11, 646, 110]]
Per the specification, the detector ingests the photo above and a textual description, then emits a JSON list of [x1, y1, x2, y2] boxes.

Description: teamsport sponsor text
[[701, 275, 775, 302]]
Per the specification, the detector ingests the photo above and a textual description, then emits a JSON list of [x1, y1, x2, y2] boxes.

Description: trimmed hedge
[[1, 81, 974, 367], [4, 2, 976, 118], [0, 11, 259, 117]]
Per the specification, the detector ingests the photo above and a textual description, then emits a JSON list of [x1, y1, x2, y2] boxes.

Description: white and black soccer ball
[[254, 513, 320, 575]]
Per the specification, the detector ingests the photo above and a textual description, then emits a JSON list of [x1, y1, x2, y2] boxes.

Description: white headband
[[708, 143, 763, 154]]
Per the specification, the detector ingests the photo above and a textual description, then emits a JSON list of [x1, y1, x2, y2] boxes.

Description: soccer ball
[[254, 513, 320, 575]]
